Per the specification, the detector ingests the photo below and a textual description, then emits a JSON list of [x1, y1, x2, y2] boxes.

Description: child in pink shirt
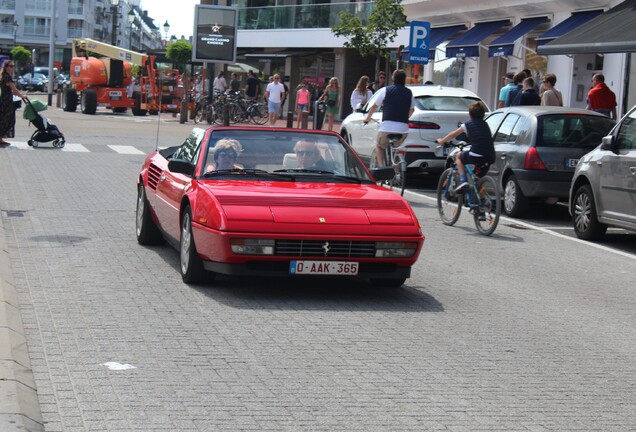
[[295, 82, 310, 128]]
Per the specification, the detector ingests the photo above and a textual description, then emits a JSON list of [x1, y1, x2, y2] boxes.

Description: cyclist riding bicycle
[[435, 101, 495, 192], [362, 69, 414, 167]]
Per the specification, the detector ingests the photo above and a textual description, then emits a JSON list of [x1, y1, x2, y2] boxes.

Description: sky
[[140, 0, 200, 40]]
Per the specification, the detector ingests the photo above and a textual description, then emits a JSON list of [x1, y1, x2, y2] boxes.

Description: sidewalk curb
[[0, 215, 44, 432]]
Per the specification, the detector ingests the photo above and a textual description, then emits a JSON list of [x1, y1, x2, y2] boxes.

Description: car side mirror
[[600, 135, 617, 152], [369, 167, 395, 182], [168, 159, 195, 176]]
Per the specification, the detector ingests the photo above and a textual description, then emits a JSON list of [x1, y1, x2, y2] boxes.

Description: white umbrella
[[227, 63, 259, 74]]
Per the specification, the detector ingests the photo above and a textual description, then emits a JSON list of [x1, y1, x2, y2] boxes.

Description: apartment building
[[1, 0, 164, 73]]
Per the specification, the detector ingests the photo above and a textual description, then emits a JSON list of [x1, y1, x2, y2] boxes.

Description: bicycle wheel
[[437, 168, 463, 226], [249, 103, 269, 125], [389, 148, 407, 196], [473, 175, 501, 236], [213, 102, 226, 125]]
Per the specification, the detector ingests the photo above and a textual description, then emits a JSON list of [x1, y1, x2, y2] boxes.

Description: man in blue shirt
[[498, 72, 516, 108]]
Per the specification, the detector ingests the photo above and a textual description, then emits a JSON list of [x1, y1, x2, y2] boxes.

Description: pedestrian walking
[[350, 75, 372, 111], [295, 82, 310, 128], [0, 60, 27, 146], [264, 74, 285, 127], [540, 73, 563, 106], [586, 73, 617, 120], [319, 77, 341, 132]]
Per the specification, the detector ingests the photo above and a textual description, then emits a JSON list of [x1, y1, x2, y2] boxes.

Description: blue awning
[[445, 20, 510, 58], [401, 25, 467, 62], [488, 17, 549, 57], [536, 10, 603, 47]]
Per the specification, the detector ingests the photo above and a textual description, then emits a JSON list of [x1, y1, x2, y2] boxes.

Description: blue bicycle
[[436, 141, 501, 236]]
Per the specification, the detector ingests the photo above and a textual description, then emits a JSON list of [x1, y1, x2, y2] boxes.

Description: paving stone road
[[1, 105, 635, 431]]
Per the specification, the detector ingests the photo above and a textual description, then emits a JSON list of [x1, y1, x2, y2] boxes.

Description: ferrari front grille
[[275, 240, 376, 258]]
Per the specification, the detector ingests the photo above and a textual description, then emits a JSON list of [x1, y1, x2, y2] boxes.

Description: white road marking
[[108, 145, 146, 155], [61, 143, 90, 152], [405, 189, 636, 261]]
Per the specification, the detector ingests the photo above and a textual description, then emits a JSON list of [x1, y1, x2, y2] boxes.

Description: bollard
[[56, 89, 61, 108], [180, 98, 188, 124], [301, 110, 308, 129], [286, 111, 294, 128], [223, 103, 230, 126]]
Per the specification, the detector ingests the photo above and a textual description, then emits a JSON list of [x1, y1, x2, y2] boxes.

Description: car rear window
[[414, 96, 481, 111], [537, 114, 615, 149]]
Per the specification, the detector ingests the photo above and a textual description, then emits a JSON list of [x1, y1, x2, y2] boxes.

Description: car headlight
[[375, 242, 418, 258], [231, 239, 275, 255]]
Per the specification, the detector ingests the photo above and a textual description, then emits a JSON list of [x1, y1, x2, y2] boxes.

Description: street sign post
[[408, 21, 431, 65]]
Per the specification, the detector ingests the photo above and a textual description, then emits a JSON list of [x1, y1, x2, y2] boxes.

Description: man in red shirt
[[586, 73, 617, 120]]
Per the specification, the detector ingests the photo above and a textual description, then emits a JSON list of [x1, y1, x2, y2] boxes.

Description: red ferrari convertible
[[136, 127, 424, 287]]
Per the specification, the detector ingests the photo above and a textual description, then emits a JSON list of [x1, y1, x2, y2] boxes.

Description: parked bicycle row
[[193, 90, 268, 126]]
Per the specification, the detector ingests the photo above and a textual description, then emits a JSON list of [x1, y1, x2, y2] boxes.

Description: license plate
[[566, 158, 579, 168], [108, 91, 122, 100], [290, 260, 359, 276]]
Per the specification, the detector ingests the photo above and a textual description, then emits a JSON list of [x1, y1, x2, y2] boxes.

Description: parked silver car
[[483, 107, 615, 217], [569, 106, 636, 240]]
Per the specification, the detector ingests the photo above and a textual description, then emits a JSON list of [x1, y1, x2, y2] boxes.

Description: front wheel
[[180, 206, 207, 284], [437, 168, 463, 226], [136, 184, 164, 245], [249, 103, 268, 125], [572, 184, 607, 240], [473, 175, 501, 236], [503, 174, 528, 217]]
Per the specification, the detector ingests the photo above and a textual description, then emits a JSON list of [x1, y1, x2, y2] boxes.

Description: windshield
[[414, 95, 482, 111], [200, 130, 373, 182]]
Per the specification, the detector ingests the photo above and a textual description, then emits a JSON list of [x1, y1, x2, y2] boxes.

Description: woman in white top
[[540, 73, 563, 107], [350, 75, 373, 111]]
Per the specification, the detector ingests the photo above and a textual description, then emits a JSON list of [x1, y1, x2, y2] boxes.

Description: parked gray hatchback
[[484, 107, 615, 217], [570, 105, 636, 240]]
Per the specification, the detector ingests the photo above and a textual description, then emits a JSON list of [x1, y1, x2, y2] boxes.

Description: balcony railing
[[24, 24, 50, 36], [68, 27, 82, 38], [68, 2, 84, 15], [0, 0, 17, 9], [0, 22, 16, 34], [26, 0, 51, 11], [237, 2, 374, 30]]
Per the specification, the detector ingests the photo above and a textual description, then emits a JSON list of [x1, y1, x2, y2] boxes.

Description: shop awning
[[244, 50, 316, 58], [488, 17, 549, 57], [537, 0, 636, 54], [445, 20, 510, 58], [535, 10, 603, 48], [400, 24, 467, 62]]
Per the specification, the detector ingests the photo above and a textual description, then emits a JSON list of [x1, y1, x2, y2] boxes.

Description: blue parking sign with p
[[409, 21, 431, 64]]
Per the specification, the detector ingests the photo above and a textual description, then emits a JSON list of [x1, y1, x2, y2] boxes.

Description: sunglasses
[[6, 64, 14, 67], [296, 150, 315, 156], [217, 151, 236, 158]]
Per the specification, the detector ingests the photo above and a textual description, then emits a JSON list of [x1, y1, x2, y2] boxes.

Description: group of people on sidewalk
[[498, 69, 617, 120]]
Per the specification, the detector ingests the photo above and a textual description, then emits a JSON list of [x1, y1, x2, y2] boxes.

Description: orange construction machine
[[64, 38, 193, 116]]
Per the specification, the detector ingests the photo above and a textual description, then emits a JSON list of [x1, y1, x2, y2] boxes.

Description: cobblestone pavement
[[1, 106, 635, 431]]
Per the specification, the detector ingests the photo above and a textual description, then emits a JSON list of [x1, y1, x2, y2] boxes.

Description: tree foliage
[[10, 46, 32, 72], [166, 39, 192, 71], [331, 0, 407, 72]]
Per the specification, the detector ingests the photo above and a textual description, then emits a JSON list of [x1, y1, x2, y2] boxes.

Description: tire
[[81, 90, 97, 114], [213, 103, 226, 125], [131, 91, 147, 116], [370, 278, 406, 288], [503, 174, 528, 217], [473, 175, 501, 236], [389, 149, 407, 196], [136, 184, 164, 245], [437, 168, 463, 226], [180, 206, 207, 284], [572, 184, 607, 240], [249, 103, 268, 125], [63, 88, 78, 112]]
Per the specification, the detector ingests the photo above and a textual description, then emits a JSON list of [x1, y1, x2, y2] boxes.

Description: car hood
[[196, 181, 421, 236]]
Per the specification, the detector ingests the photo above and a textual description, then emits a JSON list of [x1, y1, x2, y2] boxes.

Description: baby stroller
[[23, 98, 66, 148]]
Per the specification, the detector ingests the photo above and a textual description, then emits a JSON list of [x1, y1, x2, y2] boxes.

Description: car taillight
[[408, 121, 440, 129], [524, 147, 546, 170]]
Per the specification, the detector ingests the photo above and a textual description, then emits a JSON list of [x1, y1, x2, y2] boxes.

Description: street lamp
[[111, 0, 120, 46], [12, 20, 18, 46], [128, 10, 136, 50]]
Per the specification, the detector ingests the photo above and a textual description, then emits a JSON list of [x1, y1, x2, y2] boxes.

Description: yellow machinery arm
[[72, 38, 148, 65]]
